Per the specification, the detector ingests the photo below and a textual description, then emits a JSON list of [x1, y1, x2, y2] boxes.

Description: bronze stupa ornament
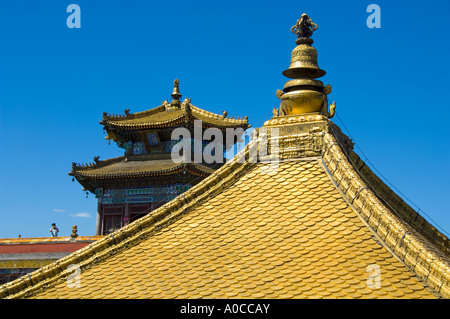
[[291, 13, 318, 44], [276, 13, 335, 118]]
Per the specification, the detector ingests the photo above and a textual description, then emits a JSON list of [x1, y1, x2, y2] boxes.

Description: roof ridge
[[347, 149, 450, 254], [189, 103, 249, 124], [322, 132, 450, 298], [102, 105, 166, 122], [70, 155, 125, 172]]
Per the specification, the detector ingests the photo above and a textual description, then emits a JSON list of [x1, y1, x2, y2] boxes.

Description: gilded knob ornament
[[276, 14, 336, 118]]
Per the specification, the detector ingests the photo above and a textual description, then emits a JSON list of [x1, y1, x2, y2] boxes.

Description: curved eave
[[101, 117, 249, 130], [71, 164, 213, 180], [100, 103, 250, 131], [69, 159, 215, 193], [189, 103, 250, 128], [101, 115, 187, 130]]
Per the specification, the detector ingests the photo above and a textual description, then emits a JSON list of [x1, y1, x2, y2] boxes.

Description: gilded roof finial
[[291, 13, 317, 45], [71, 225, 78, 240], [272, 13, 336, 118], [171, 79, 182, 101], [170, 79, 182, 108], [282, 14, 325, 79]]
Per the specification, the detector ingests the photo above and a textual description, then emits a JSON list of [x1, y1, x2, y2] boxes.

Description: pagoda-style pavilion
[[69, 80, 249, 235], [2, 14, 449, 299]]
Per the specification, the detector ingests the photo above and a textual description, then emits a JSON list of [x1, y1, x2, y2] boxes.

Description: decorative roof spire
[[291, 13, 318, 45], [170, 79, 182, 108], [171, 79, 182, 101], [274, 14, 336, 118], [282, 14, 325, 79]]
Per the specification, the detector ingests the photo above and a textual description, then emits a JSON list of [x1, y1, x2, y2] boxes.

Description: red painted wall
[[0, 242, 92, 254]]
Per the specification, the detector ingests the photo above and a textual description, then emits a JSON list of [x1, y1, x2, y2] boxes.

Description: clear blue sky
[[0, 0, 449, 238]]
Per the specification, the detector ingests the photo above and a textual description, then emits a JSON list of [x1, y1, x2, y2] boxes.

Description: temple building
[[69, 80, 249, 235], [1, 14, 450, 299]]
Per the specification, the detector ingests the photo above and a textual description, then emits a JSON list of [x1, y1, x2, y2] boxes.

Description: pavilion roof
[[100, 101, 249, 131], [69, 154, 216, 193]]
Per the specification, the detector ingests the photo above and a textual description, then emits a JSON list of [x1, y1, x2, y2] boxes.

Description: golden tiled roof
[[70, 156, 215, 180], [33, 161, 439, 298], [69, 155, 216, 192], [2, 121, 449, 298], [101, 102, 249, 130]]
